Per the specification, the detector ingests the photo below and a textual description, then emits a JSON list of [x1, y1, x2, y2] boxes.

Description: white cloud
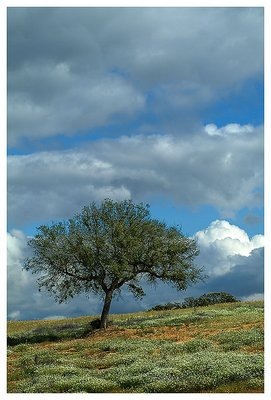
[[7, 230, 31, 287], [7, 230, 102, 320], [7, 230, 39, 319], [205, 123, 254, 137], [8, 229, 27, 256], [240, 293, 264, 302], [194, 220, 264, 276], [8, 123, 263, 227], [8, 310, 21, 320]]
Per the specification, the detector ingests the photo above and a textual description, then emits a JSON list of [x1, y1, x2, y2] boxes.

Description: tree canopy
[[25, 199, 203, 328]]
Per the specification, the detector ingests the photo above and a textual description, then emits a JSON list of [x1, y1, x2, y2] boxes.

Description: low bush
[[116, 311, 211, 329], [180, 338, 214, 353], [151, 302, 182, 311], [150, 292, 239, 311], [7, 321, 94, 346], [213, 328, 264, 351], [19, 374, 119, 393]]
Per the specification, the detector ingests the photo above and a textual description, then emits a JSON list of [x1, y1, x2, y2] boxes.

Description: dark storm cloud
[[244, 214, 262, 225], [196, 248, 264, 299], [8, 7, 263, 146]]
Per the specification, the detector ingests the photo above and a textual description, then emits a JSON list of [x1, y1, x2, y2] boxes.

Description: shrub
[[213, 329, 264, 351], [180, 338, 214, 353], [150, 302, 182, 311], [197, 292, 239, 306], [19, 374, 119, 393], [150, 292, 239, 311], [7, 321, 94, 346]]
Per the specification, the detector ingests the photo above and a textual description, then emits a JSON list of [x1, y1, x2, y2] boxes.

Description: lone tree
[[25, 199, 203, 329]]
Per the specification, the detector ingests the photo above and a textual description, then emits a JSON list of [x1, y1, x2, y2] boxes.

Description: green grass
[[7, 321, 97, 346], [7, 300, 264, 393]]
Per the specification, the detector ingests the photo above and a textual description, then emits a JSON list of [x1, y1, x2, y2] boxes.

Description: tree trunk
[[100, 290, 113, 329]]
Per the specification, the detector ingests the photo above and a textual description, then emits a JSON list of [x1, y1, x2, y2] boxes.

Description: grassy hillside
[[7, 300, 264, 393]]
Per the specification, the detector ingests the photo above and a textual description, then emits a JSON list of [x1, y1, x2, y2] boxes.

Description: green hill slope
[[7, 300, 264, 393]]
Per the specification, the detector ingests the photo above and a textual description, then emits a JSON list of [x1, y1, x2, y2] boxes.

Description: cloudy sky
[[7, 7, 264, 321]]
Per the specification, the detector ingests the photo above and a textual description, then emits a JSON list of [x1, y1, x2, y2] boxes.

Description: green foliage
[[151, 302, 182, 311], [19, 374, 119, 393], [7, 321, 94, 346], [24, 199, 202, 328], [140, 351, 263, 393], [150, 292, 239, 311], [89, 318, 102, 330], [13, 342, 264, 393], [25, 199, 201, 301], [180, 338, 213, 353], [195, 292, 239, 306], [213, 328, 264, 351], [116, 311, 214, 328], [7, 301, 264, 393]]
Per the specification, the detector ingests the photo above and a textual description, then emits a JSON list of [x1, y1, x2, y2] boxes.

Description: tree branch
[[63, 266, 94, 281]]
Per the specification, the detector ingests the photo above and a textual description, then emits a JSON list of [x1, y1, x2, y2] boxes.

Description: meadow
[[7, 300, 264, 393]]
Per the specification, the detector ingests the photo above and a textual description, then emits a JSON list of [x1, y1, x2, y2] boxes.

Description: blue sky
[[7, 7, 264, 320]]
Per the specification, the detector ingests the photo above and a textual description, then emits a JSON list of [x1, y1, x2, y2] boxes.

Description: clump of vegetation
[[150, 292, 239, 311], [14, 338, 264, 393], [150, 302, 183, 311], [7, 321, 94, 346], [116, 311, 211, 329], [213, 328, 264, 351]]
